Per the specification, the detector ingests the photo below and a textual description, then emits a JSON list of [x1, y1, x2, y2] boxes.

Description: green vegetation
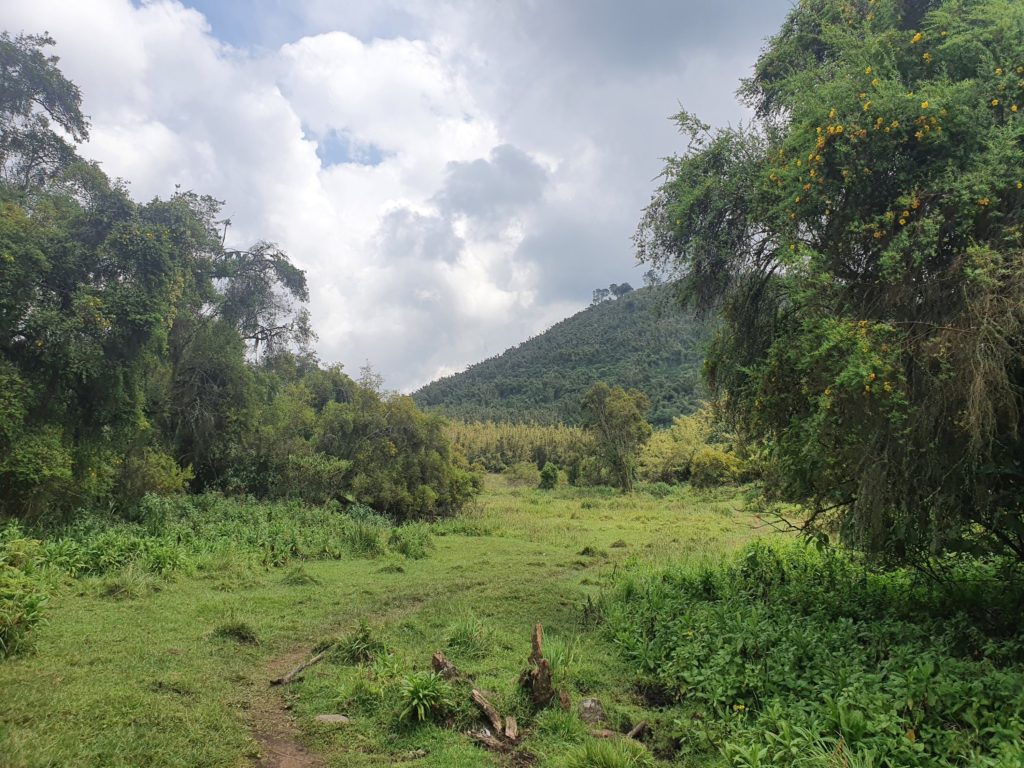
[[447, 420, 594, 473], [636, 0, 1024, 565], [0, 33, 476, 523], [4, 4, 1024, 768], [581, 382, 653, 492], [607, 541, 1024, 767], [0, 477, 756, 767], [413, 284, 708, 427]]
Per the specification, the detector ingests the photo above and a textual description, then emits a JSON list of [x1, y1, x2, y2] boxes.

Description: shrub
[[539, 461, 559, 490], [397, 671, 453, 723], [335, 620, 386, 664], [116, 448, 193, 508], [505, 461, 541, 487], [388, 523, 433, 560], [688, 446, 741, 488], [0, 565, 47, 658]]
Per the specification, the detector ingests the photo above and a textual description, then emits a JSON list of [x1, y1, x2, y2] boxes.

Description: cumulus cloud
[[3, 0, 792, 390]]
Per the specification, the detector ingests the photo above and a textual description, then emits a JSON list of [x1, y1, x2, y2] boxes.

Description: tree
[[581, 382, 652, 492], [0, 32, 88, 189], [636, 0, 1024, 564]]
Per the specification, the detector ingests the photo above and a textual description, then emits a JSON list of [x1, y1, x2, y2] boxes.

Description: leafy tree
[[538, 461, 559, 490], [636, 0, 1024, 563], [581, 382, 652, 492], [0, 32, 88, 189]]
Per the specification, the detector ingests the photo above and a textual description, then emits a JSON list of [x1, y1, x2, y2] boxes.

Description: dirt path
[[249, 649, 325, 768]]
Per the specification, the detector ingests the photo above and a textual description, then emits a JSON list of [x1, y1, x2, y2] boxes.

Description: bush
[[334, 620, 386, 664], [606, 542, 1024, 767], [505, 461, 541, 487], [397, 671, 453, 723], [688, 446, 741, 488], [116, 448, 193, 508], [388, 523, 433, 560], [539, 462, 559, 490]]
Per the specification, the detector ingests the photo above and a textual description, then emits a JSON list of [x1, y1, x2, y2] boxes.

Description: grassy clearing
[[0, 478, 757, 767]]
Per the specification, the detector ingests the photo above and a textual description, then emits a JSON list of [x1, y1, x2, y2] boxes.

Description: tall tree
[[581, 382, 652, 492], [0, 32, 88, 190], [637, 0, 1024, 564]]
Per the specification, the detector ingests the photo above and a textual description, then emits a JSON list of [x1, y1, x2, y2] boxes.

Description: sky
[[3, 0, 793, 391]]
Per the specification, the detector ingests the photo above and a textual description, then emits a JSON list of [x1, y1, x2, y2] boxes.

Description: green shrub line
[[0, 493, 438, 659], [605, 541, 1024, 767]]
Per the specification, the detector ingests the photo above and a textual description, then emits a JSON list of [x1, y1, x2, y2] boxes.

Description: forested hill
[[411, 284, 708, 427]]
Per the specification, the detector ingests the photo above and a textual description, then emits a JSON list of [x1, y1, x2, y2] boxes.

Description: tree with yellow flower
[[636, 0, 1024, 566]]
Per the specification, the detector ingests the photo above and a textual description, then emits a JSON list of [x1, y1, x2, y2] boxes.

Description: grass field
[[0, 478, 759, 767]]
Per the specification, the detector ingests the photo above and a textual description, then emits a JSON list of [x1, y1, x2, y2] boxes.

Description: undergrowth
[[605, 541, 1024, 767], [0, 494, 435, 657]]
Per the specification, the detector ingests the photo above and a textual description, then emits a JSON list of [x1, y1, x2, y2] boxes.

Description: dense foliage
[[638, 407, 749, 488], [637, 0, 1024, 564], [0, 34, 476, 522], [607, 541, 1024, 767], [413, 284, 708, 427], [445, 420, 594, 473]]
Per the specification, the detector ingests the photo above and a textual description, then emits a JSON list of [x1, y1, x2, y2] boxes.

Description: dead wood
[[431, 651, 462, 680], [467, 728, 512, 752], [505, 716, 519, 743], [471, 689, 504, 734], [270, 650, 329, 686], [626, 720, 649, 740]]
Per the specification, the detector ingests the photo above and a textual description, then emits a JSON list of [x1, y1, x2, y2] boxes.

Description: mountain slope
[[411, 284, 708, 426]]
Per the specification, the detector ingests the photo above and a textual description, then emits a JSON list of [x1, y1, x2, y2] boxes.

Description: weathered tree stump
[[518, 623, 568, 710]]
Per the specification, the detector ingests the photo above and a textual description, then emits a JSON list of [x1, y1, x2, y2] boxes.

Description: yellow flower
[[902, 210, 910, 217], [920, 101, 929, 109], [863, 101, 872, 111], [824, 387, 832, 396], [996, 68, 1004, 76], [978, 197, 990, 206], [1012, 105, 1019, 113], [1018, 181, 1023, 189], [864, 66, 872, 75], [922, 52, 932, 63], [871, 77, 880, 87], [873, 230, 884, 239], [911, 32, 923, 44], [883, 381, 893, 393], [868, 372, 877, 382], [899, 218, 906, 225], [992, 99, 1000, 106]]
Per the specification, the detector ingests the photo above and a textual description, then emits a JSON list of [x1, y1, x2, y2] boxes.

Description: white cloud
[[2, 0, 792, 390]]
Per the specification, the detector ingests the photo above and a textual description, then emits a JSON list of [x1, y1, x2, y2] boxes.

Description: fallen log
[[471, 689, 504, 734], [467, 728, 512, 752], [270, 649, 329, 686], [626, 720, 649, 740]]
